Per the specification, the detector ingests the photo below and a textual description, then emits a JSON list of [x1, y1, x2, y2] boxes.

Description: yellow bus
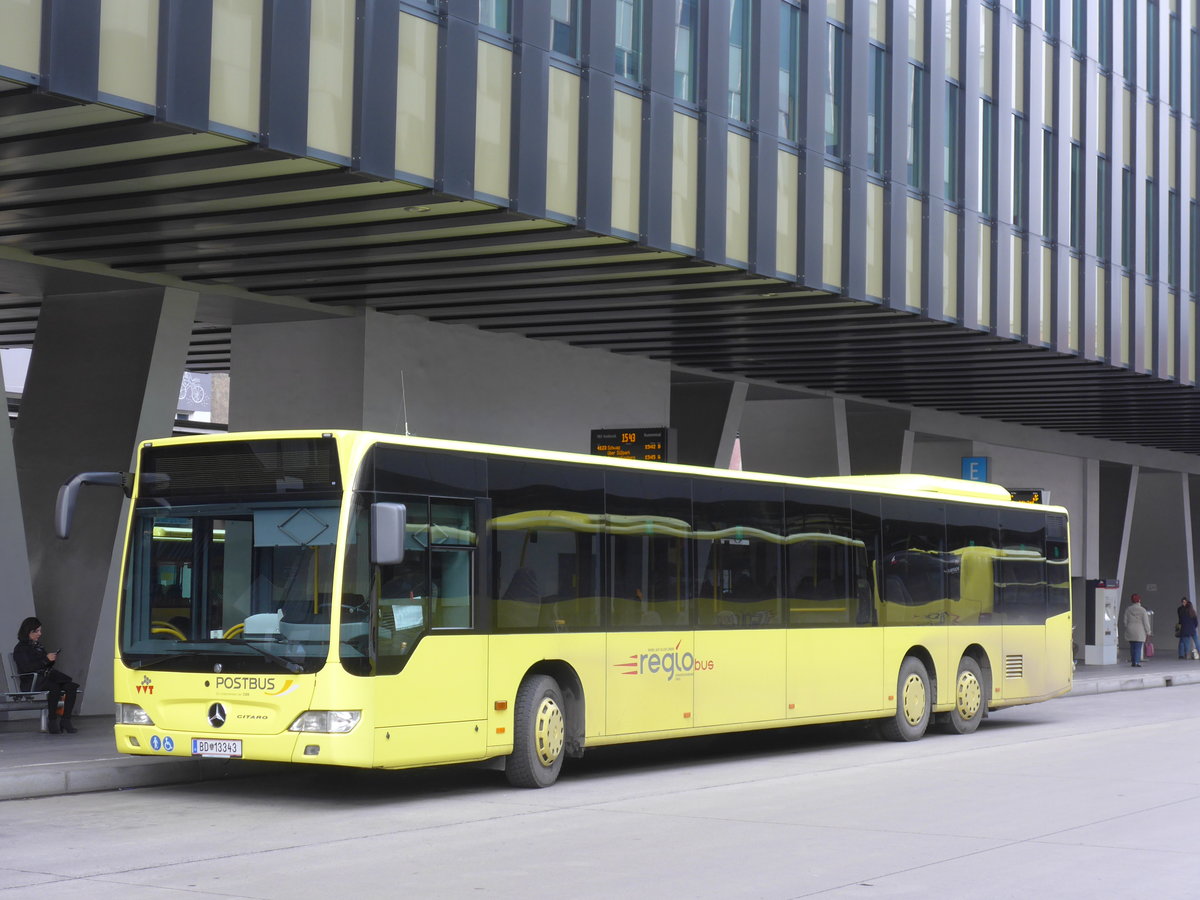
[[57, 430, 1072, 788]]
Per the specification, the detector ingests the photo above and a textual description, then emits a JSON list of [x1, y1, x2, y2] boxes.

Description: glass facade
[[550, 0, 579, 58], [43, 0, 1192, 383], [433, 0, 1197, 376], [615, 0, 642, 82], [729, 0, 751, 122], [674, 0, 699, 102]]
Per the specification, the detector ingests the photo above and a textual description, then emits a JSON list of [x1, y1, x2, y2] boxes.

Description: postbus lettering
[[215, 676, 278, 692]]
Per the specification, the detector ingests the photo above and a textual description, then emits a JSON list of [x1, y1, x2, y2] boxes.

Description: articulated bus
[[57, 430, 1072, 787]]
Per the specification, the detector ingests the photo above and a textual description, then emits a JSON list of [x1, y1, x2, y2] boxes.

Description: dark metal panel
[[1050, 18, 1072, 354], [353, 0, 400, 178], [992, 7, 1014, 338], [578, 0, 615, 235], [1179, 1, 1195, 383], [881, 0, 908, 309], [697, 0, 731, 264], [511, 0, 550, 217], [797, 0, 828, 287], [261, 0, 311, 157], [923, 0, 947, 320], [958, 0, 981, 331], [157, 0, 213, 130], [1079, 20, 1099, 360], [747, 0, 778, 277], [41, 0, 101, 101], [841, 1, 868, 300], [1022, 19, 1043, 345], [641, 0, 675, 250], [438, 0, 479, 198], [1129, 1, 1147, 372], [1103, 2, 1124, 363]]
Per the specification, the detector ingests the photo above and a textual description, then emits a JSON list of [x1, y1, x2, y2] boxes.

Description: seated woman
[[13, 616, 80, 734]]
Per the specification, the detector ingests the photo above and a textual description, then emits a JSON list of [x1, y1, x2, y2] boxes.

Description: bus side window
[[489, 458, 604, 632], [605, 469, 694, 630]]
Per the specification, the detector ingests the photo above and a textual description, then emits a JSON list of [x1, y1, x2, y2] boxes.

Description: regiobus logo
[[613, 641, 714, 681]]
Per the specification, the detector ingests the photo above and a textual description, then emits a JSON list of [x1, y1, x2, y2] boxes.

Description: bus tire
[[879, 656, 931, 742], [505, 674, 566, 788], [942, 656, 985, 735]]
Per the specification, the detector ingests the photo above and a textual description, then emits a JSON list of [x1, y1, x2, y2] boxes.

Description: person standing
[[1178, 597, 1200, 659], [1123, 593, 1153, 667], [12, 617, 79, 734]]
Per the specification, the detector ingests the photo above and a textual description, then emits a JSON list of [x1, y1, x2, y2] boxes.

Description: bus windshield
[[120, 500, 354, 673]]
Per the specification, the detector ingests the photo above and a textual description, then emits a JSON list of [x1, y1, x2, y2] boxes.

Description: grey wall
[[737, 398, 846, 476], [230, 310, 672, 453]]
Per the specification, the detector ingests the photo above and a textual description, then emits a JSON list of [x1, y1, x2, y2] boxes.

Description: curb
[[1068, 669, 1200, 697]]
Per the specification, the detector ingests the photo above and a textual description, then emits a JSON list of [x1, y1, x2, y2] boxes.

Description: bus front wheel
[[942, 656, 985, 735], [880, 657, 931, 742], [506, 674, 566, 788]]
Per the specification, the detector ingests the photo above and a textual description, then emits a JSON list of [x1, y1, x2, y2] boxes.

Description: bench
[[3, 652, 55, 732]]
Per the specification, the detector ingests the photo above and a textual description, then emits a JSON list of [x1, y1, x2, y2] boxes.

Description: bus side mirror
[[371, 502, 407, 566], [55, 471, 130, 539]]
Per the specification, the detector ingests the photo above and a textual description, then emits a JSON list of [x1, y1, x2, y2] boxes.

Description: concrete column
[[0, 362, 36, 646], [845, 402, 912, 474], [670, 380, 748, 468], [736, 398, 846, 477], [230, 309, 671, 453], [1085, 458, 1100, 581], [14, 288, 198, 712], [1124, 470, 1193, 638]]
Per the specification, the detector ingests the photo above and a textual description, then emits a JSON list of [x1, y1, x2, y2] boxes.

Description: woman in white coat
[[1123, 593, 1153, 667]]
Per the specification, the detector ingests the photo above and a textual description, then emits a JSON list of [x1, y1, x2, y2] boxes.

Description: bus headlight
[[116, 703, 155, 726], [288, 710, 361, 733]]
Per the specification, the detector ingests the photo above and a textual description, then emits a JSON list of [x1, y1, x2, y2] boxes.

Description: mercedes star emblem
[[207, 702, 227, 728]]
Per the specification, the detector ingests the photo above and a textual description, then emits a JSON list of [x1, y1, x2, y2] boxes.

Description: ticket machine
[[1084, 580, 1120, 665]]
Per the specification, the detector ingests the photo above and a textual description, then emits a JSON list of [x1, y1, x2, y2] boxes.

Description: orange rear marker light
[[494, 701, 508, 711]]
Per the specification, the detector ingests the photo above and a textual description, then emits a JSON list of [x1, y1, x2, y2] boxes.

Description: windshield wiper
[[129, 651, 204, 670], [225, 639, 305, 674]]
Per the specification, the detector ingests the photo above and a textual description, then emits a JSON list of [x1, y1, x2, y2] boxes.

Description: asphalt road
[[1, 685, 1190, 899]]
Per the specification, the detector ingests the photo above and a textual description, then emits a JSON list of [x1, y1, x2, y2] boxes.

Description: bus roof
[[138, 429, 1062, 512]]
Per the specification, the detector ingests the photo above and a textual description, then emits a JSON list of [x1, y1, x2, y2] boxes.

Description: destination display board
[[1009, 489, 1044, 504], [590, 428, 669, 462]]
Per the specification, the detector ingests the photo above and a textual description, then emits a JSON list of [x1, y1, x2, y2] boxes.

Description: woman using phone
[[13, 617, 79, 734]]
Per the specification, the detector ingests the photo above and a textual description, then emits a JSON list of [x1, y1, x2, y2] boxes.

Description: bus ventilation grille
[[1004, 655, 1024, 679]]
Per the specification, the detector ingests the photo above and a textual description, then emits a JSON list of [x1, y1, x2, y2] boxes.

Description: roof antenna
[[400, 370, 411, 436]]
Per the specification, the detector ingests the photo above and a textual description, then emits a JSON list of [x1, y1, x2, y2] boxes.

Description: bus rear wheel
[[942, 656, 985, 735], [506, 674, 566, 788], [879, 656, 931, 742]]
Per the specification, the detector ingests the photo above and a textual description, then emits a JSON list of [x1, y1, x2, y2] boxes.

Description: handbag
[[1176, 624, 1183, 638], [1145, 640, 1156, 658]]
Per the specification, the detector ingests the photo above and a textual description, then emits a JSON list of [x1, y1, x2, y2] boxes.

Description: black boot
[[59, 687, 78, 733], [47, 715, 61, 734]]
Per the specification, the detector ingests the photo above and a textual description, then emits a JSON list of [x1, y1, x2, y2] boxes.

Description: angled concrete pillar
[[736, 397, 848, 477], [1124, 470, 1193, 641], [229, 309, 671, 453], [670, 380, 748, 468], [0, 363, 36, 653], [14, 288, 198, 712], [845, 401, 912, 475]]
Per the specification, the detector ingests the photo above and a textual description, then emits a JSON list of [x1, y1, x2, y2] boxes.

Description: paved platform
[[2, 656, 1197, 803]]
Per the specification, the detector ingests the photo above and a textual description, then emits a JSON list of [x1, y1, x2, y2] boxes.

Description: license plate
[[191, 738, 242, 758]]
